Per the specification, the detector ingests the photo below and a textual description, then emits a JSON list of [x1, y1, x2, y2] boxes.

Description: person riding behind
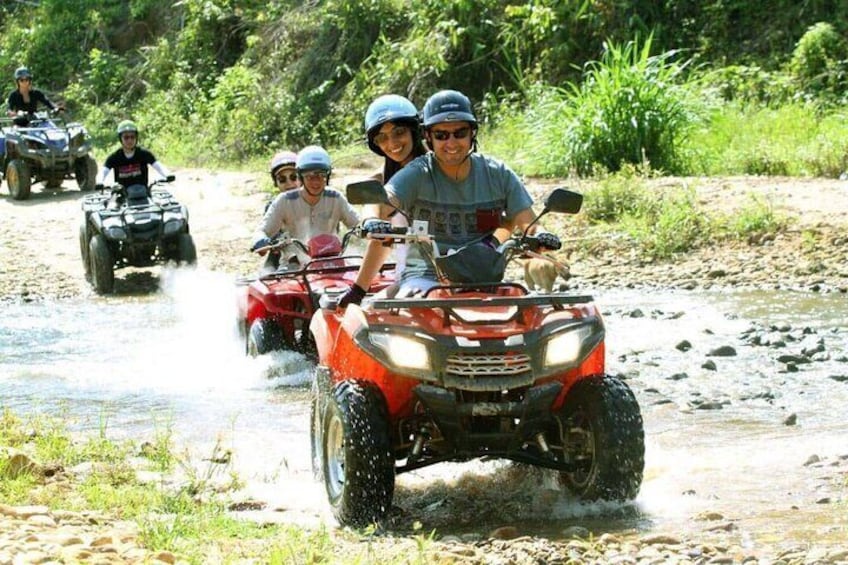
[[96, 120, 174, 191], [338, 89, 560, 306], [269, 150, 300, 193], [364, 94, 429, 276], [365, 94, 428, 184], [6, 67, 64, 121], [251, 145, 360, 273]]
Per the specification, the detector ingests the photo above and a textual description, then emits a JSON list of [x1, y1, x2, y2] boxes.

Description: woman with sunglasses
[[363, 94, 429, 277], [364, 94, 428, 184], [6, 67, 63, 120], [339, 89, 561, 306], [251, 145, 360, 273]]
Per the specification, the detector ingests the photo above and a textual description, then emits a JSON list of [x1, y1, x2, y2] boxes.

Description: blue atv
[[0, 110, 97, 201]]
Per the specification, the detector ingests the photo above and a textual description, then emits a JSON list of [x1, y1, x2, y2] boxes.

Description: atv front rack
[[367, 287, 595, 326], [368, 293, 594, 311]]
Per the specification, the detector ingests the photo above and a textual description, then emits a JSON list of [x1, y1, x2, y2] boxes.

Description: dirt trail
[[2, 168, 847, 300]]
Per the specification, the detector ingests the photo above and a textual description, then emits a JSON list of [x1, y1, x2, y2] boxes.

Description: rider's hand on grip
[[166, 174, 175, 182], [251, 237, 273, 254], [95, 183, 104, 191], [360, 218, 394, 236], [536, 231, 562, 251], [337, 283, 366, 308]]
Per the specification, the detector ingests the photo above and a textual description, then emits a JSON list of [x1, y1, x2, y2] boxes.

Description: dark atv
[[79, 177, 196, 294], [0, 110, 97, 200], [310, 180, 645, 528]]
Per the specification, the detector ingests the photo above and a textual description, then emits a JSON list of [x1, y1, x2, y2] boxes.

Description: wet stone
[[706, 345, 737, 357]]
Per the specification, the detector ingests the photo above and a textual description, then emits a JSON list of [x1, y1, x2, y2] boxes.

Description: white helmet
[[296, 145, 332, 173]]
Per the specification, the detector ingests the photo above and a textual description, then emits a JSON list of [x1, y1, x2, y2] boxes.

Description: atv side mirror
[[543, 188, 583, 215], [346, 179, 389, 205], [520, 188, 583, 238]]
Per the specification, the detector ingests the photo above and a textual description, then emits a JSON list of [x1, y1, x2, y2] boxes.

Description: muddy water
[[2, 270, 846, 546]]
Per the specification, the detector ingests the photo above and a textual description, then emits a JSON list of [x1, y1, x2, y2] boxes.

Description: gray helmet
[[422, 89, 476, 128], [14, 67, 32, 81]]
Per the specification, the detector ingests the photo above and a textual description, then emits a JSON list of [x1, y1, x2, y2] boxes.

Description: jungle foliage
[[0, 0, 846, 175]]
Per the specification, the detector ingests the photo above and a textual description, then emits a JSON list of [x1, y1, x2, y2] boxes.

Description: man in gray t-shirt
[[339, 89, 560, 305]]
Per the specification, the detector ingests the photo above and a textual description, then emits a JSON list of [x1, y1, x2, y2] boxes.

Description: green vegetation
[[0, 408, 436, 564], [1, 1, 846, 171]]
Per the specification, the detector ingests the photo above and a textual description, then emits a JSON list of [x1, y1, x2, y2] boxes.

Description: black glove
[[95, 183, 104, 191], [361, 219, 393, 236], [536, 231, 561, 251], [337, 283, 366, 307], [166, 174, 175, 182], [251, 237, 273, 252]]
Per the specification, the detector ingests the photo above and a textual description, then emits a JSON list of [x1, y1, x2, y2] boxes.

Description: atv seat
[[125, 184, 153, 207]]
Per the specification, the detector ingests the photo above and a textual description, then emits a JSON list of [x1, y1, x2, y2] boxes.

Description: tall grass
[[484, 37, 701, 178], [690, 103, 848, 177]]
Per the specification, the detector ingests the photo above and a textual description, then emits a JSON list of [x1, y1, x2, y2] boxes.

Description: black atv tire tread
[[310, 366, 331, 481], [176, 233, 197, 265], [6, 159, 31, 200], [79, 220, 91, 282], [76, 155, 97, 191], [557, 375, 645, 501], [89, 234, 115, 294], [247, 318, 285, 356], [323, 380, 394, 528]]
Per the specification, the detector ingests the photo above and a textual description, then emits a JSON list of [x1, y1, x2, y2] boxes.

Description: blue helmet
[[364, 94, 419, 156], [296, 145, 332, 173], [421, 89, 476, 128]]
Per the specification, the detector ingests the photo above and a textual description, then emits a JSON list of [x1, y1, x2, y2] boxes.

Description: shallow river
[[2, 268, 846, 549]]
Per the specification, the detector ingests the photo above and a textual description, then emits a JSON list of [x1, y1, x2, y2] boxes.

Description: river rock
[[707, 345, 737, 357]]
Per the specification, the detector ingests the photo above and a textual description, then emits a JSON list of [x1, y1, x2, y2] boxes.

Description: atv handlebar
[[252, 234, 309, 256]]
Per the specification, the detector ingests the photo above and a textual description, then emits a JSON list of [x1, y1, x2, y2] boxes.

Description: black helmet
[[422, 90, 476, 128]]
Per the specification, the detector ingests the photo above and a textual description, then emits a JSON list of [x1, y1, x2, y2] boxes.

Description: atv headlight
[[102, 217, 127, 241], [544, 325, 592, 367], [370, 333, 431, 371]]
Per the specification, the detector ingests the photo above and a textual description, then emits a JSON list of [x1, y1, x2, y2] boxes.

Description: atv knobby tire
[[79, 220, 92, 282], [89, 234, 115, 294], [75, 155, 97, 191], [310, 366, 332, 481], [6, 159, 31, 200], [176, 233, 197, 265], [322, 380, 394, 528], [557, 375, 644, 501], [247, 318, 285, 356]]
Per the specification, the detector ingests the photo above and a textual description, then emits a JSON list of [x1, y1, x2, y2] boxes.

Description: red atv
[[237, 232, 396, 358], [309, 181, 645, 527]]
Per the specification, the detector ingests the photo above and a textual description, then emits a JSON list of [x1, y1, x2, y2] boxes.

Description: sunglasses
[[430, 127, 471, 141], [121, 133, 137, 140], [18, 77, 32, 83], [275, 172, 298, 183], [373, 125, 409, 146]]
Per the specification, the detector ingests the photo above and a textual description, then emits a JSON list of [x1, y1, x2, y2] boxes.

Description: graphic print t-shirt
[[104, 148, 157, 188]]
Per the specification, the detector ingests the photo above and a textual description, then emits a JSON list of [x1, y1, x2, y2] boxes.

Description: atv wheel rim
[[325, 412, 346, 500], [567, 410, 596, 488]]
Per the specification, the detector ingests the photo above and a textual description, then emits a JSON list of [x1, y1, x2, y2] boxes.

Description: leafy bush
[[789, 22, 848, 102]]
